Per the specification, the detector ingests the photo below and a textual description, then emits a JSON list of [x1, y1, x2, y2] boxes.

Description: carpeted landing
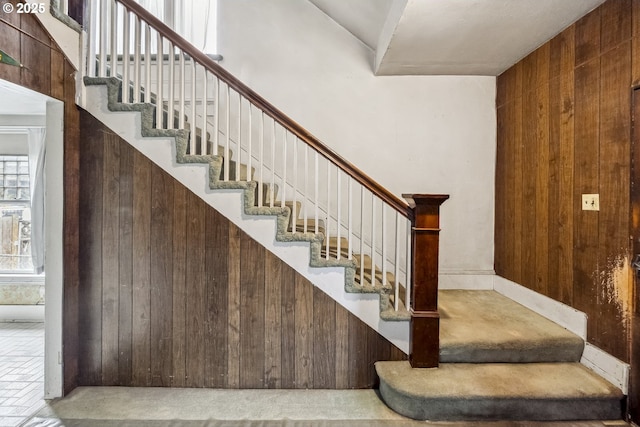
[[376, 290, 625, 422]]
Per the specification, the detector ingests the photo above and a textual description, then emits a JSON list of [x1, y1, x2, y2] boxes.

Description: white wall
[[217, 0, 497, 275]]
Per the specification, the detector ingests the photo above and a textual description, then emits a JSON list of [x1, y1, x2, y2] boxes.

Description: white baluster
[[190, 60, 196, 154], [303, 145, 308, 233], [87, 0, 98, 77], [178, 50, 185, 130], [292, 137, 298, 230], [236, 93, 241, 182], [122, 11, 130, 103], [371, 196, 376, 285], [281, 130, 287, 208], [154, 33, 162, 126], [258, 113, 264, 207], [336, 171, 341, 260], [348, 177, 353, 260], [214, 76, 220, 156], [144, 24, 151, 103], [382, 204, 387, 289], [132, 16, 141, 103], [271, 119, 276, 208], [202, 71, 208, 154], [225, 84, 230, 179], [109, 0, 116, 77], [314, 151, 319, 234], [326, 160, 331, 259], [247, 105, 252, 181], [394, 212, 400, 311], [360, 188, 365, 286], [99, 0, 107, 76], [167, 42, 174, 128]]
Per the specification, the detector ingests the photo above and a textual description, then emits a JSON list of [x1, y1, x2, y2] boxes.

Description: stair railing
[[80, 0, 447, 366]]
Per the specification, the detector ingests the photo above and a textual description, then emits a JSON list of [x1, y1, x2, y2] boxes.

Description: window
[[0, 155, 32, 272], [135, 0, 218, 54]]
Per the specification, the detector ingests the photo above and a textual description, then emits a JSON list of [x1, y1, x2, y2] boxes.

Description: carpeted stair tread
[[439, 290, 584, 363], [293, 219, 325, 234], [375, 361, 623, 421]]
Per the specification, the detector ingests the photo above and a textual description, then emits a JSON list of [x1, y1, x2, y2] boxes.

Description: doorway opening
[[0, 78, 64, 417]]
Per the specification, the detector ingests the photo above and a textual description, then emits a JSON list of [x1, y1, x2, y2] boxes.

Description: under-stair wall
[[495, 0, 634, 363], [77, 110, 406, 389]]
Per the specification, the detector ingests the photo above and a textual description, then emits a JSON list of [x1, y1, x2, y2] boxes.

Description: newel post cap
[[402, 194, 449, 208]]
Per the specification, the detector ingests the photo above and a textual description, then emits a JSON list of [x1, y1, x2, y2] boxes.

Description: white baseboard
[[581, 343, 630, 394], [492, 276, 587, 339], [493, 275, 629, 394], [0, 304, 44, 322], [438, 271, 494, 290]]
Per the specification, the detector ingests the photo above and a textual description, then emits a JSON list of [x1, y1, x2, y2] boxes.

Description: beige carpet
[[22, 417, 631, 426], [22, 387, 629, 427]]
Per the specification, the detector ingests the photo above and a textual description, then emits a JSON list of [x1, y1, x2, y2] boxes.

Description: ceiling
[[309, 0, 606, 76]]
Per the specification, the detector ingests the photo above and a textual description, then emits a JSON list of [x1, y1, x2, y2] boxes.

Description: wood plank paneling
[[19, 15, 51, 95], [496, 0, 635, 363], [132, 151, 152, 386], [76, 113, 405, 388], [535, 44, 550, 296], [63, 60, 81, 395], [239, 231, 265, 388], [205, 208, 228, 388], [118, 141, 134, 386], [597, 43, 632, 360], [348, 312, 368, 388], [294, 274, 313, 389], [573, 58, 600, 344], [226, 222, 241, 388], [600, 0, 632, 53], [313, 287, 336, 389], [575, 7, 601, 67], [633, 0, 640, 84], [521, 51, 538, 288], [171, 182, 188, 387], [78, 111, 104, 386], [150, 167, 174, 386], [512, 63, 524, 285], [549, 26, 575, 304], [335, 302, 350, 389], [185, 192, 206, 387], [280, 264, 296, 389], [102, 133, 120, 385], [264, 251, 282, 389]]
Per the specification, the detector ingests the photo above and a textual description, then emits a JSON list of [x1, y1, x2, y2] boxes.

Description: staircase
[[52, 0, 627, 422], [75, 0, 426, 358], [82, 74, 410, 326], [376, 290, 625, 421]]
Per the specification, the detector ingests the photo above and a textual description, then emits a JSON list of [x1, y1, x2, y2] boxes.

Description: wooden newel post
[[403, 194, 449, 368]]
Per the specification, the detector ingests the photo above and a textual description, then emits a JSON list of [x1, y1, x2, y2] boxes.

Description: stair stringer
[[81, 77, 410, 353]]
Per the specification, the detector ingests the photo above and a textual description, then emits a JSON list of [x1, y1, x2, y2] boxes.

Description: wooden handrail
[[113, 0, 412, 219]]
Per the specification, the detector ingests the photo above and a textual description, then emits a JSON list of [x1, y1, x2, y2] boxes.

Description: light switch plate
[[582, 194, 599, 211]]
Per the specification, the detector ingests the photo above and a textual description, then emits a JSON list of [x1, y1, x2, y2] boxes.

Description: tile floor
[[0, 322, 45, 427]]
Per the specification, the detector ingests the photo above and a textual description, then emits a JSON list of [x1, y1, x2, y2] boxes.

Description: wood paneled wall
[[77, 110, 406, 389], [0, 3, 81, 394], [496, 0, 638, 362]]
